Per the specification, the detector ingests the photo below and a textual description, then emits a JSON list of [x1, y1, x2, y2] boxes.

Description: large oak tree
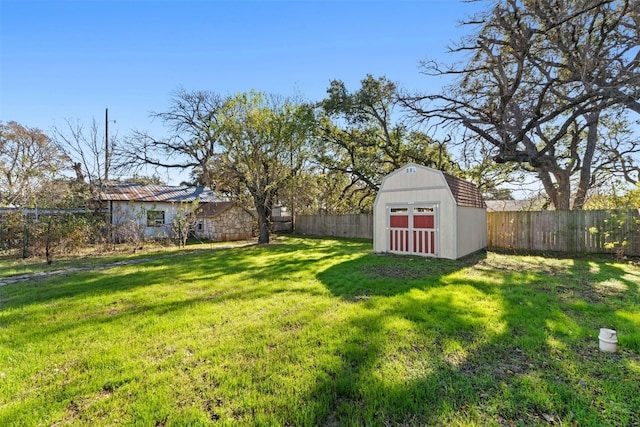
[[317, 75, 458, 211], [214, 91, 315, 244], [406, 0, 640, 209], [122, 90, 315, 244]]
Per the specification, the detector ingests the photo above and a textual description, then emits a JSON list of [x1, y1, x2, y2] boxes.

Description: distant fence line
[[294, 210, 640, 256], [487, 209, 640, 255], [271, 216, 293, 232], [295, 214, 373, 239]]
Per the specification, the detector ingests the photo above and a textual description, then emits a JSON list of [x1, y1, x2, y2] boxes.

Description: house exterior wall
[[456, 206, 487, 258], [196, 205, 254, 242], [109, 201, 181, 239]]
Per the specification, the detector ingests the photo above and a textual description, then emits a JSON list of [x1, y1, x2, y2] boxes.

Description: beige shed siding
[[456, 207, 487, 258], [374, 166, 458, 259]]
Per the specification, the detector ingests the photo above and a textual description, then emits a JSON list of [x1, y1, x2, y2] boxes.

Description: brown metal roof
[[196, 201, 235, 217], [443, 173, 487, 209], [98, 184, 223, 203], [196, 201, 256, 218]]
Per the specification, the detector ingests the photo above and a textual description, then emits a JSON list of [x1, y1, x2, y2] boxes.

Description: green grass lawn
[[0, 240, 250, 278], [1, 236, 639, 426]]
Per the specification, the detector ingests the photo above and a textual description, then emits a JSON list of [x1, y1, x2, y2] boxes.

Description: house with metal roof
[[98, 183, 253, 241], [373, 164, 487, 259]]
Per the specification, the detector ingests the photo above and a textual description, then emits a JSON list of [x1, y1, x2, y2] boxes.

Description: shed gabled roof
[[98, 183, 223, 203], [379, 163, 486, 209], [443, 173, 487, 209]]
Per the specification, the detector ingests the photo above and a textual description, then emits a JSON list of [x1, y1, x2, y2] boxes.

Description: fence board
[[487, 209, 640, 256], [295, 214, 373, 239], [295, 209, 640, 256]]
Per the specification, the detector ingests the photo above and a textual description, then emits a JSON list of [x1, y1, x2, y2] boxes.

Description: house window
[[147, 210, 165, 227]]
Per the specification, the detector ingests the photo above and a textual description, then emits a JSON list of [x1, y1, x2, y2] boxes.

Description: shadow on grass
[[1, 237, 370, 349], [1, 237, 359, 306], [317, 251, 486, 299], [3, 238, 639, 425], [311, 251, 640, 426]]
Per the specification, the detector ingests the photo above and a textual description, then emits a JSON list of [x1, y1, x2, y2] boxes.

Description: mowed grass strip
[[0, 240, 251, 278], [1, 236, 639, 426]]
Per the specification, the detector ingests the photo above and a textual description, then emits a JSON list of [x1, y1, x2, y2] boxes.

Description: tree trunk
[[253, 193, 272, 244], [537, 170, 560, 210], [573, 112, 599, 210], [45, 217, 53, 265], [538, 169, 572, 210], [553, 172, 572, 210]]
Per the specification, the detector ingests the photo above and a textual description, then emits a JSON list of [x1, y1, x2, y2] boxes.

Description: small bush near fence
[[296, 210, 640, 257], [0, 212, 105, 261]]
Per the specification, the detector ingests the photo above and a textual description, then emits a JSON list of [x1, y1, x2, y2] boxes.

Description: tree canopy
[[406, 0, 640, 210], [119, 90, 316, 243], [214, 91, 316, 243], [0, 121, 68, 207], [317, 75, 458, 211], [119, 88, 227, 190]]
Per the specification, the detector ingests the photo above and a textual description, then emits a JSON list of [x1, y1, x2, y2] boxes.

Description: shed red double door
[[388, 205, 437, 256]]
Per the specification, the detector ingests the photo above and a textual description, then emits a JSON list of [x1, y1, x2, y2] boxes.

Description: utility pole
[[105, 108, 109, 183]]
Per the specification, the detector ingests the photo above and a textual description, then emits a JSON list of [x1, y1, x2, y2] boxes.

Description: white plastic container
[[598, 328, 618, 353]]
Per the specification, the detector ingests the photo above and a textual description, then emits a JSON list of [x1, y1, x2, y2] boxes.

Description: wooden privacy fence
[[295, 214, 373, 239], [295, 209, 640, 256], [487, 209, 640, 255]]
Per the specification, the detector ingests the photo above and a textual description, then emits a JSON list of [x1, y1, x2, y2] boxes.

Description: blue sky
[[1, 0, 485, 183]]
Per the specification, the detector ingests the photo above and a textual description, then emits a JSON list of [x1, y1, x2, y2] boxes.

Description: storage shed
[[373, 164, 487, 260]]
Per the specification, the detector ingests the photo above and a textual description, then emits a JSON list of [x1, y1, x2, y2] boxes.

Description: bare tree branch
[[404, 0, 640, 209]]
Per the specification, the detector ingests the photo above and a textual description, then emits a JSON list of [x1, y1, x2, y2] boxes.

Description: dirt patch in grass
[[556, 284, 613, 305], [359, 253, 482, 280], [477, 255, 567, 276], [360, 264, 431, 280]]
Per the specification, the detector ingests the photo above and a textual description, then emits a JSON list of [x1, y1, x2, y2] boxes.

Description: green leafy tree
[[171, 200, 199, 248], [584, 180, 640, 210], [214, 91, 316, 244], [122, 89, 315, 244], [589, 210, 640, 261], [279, 167, 370, 215], [317, 75, 458, 211]]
